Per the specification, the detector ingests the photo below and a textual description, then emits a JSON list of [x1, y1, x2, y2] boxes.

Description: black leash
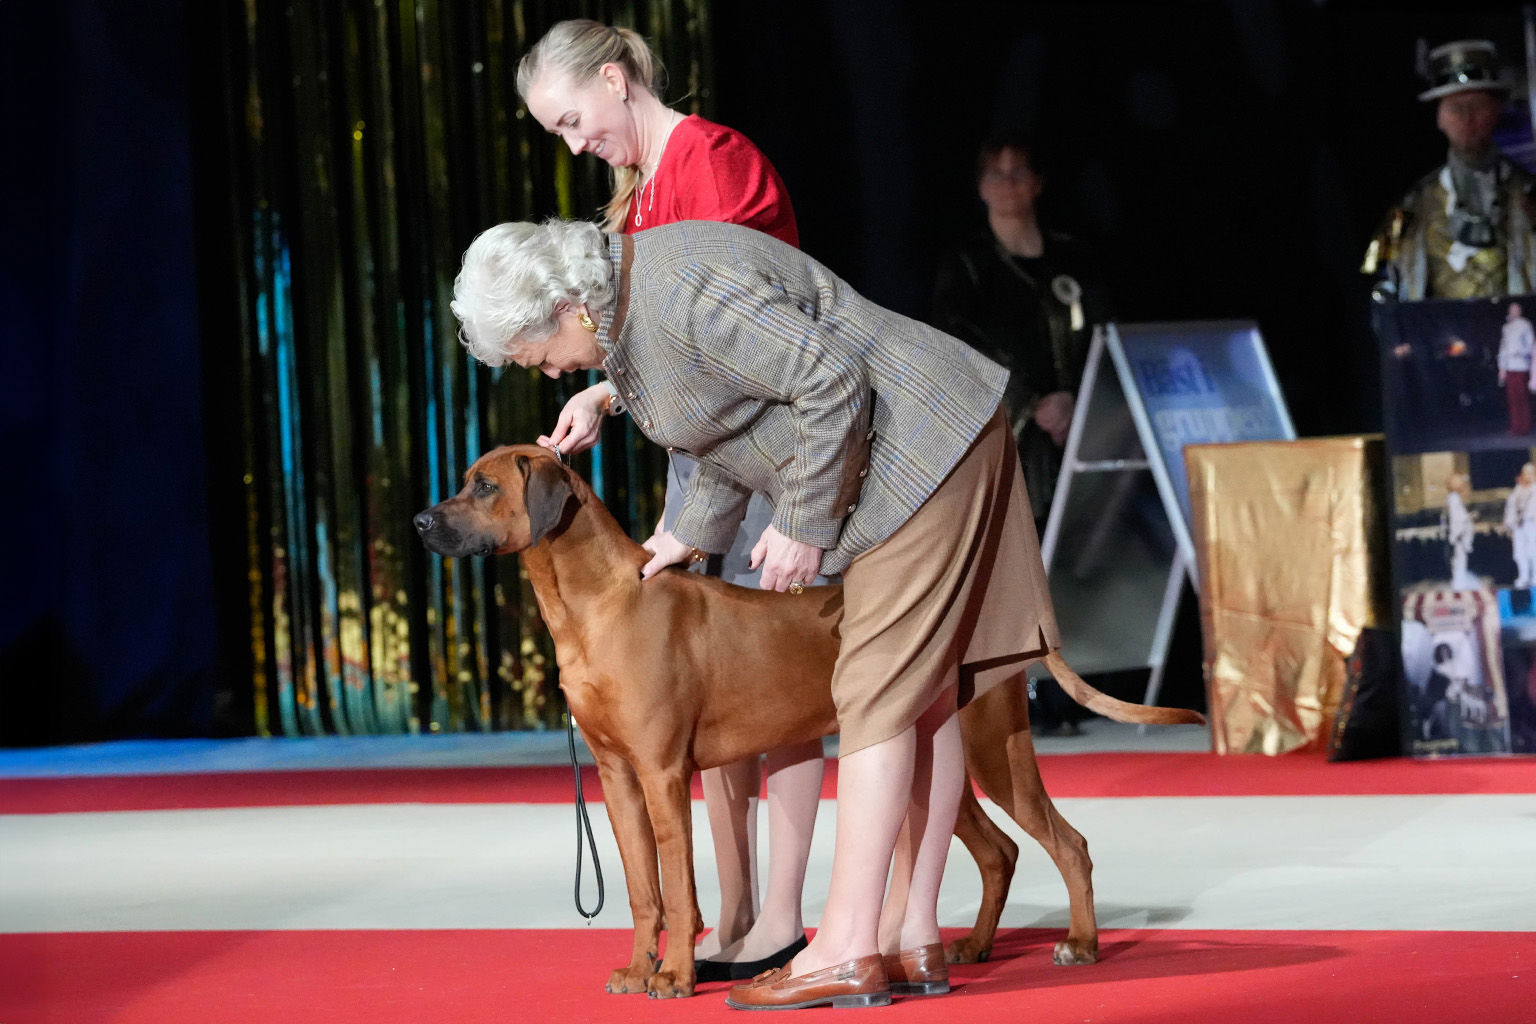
[[566, 705, 604, 921], [548, 441, 604, 920]]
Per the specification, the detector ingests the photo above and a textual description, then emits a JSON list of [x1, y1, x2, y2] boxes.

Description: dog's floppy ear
[[518, 454, 574, 548]]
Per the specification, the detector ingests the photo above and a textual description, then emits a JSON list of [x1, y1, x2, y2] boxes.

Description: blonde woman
[[518, 20, 818, 982]]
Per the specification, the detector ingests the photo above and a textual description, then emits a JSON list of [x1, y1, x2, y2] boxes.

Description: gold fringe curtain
[[216, 1, 712, 736]]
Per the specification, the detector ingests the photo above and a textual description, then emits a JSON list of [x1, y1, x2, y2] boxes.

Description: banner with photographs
[[1380, 297, 1536, 757]]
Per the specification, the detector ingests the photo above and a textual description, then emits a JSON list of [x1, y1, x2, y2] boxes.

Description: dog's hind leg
[[635, 766, 704, 999], [945, 777, 1019, 964], [1003, 728, 1097, 964], [978, 725, 1098, 965], [959, 684, 1098, 966], [591, 753, 665, 994]]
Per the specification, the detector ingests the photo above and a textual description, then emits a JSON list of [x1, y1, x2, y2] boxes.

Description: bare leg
[[788, 728, 916, 973], [877, 817, 916, 953], [876, 685, 964, 954], [694, 757, 761, 958], [791, 681, 962, 976], [711, 738, 823, 962], [892, 702, 964, 950]]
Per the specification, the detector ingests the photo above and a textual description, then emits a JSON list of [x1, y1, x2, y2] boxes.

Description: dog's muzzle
[[413, 507, 493, 558]]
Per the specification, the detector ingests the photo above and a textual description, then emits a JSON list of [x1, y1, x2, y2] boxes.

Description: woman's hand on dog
[[640, 528, 694, 580]]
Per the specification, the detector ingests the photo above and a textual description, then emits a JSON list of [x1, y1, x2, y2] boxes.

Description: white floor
[[3, 722, 1531, 936]]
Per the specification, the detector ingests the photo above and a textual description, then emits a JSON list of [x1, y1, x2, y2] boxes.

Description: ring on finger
[[788, 581, 806, 595]]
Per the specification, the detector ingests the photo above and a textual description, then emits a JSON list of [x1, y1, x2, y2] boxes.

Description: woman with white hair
[[452, 216, 1060, 1010], [516, 19, 820, 982]]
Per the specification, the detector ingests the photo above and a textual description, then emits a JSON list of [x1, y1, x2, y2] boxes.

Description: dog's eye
[[474, 479, 498, 498]]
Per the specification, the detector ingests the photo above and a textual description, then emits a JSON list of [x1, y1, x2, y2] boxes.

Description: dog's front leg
[[592, 753, 665, 994], [635, 767, 703, 999]]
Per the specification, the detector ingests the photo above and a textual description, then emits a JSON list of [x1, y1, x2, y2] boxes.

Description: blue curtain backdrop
[[1, 0, 218, 743], [0, 0, 706, 743]]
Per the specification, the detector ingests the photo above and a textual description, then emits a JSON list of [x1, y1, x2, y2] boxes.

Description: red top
[[626, 115, 799, 246]]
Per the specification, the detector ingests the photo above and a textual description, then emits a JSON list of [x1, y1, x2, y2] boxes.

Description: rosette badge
[[1051, 274, 1084, 331]]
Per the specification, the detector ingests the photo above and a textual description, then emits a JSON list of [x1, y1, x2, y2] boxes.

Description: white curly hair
[[450, 218, 615, 367]]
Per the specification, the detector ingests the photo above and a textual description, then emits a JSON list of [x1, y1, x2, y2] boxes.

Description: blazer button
[[615, 367, 625, 375], [846, 503, 857, 513], [858, 468, 868, 478], [644, 420, 652, 428], [626, 391, 636, 399], [666, 446, 675, 452], [865, 430, 875, 440]]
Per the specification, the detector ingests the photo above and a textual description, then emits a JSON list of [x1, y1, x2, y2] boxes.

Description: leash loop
[[566, 706, 604, 921]]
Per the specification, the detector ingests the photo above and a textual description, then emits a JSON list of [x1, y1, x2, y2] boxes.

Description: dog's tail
[[1043, 650, 1206, 726]]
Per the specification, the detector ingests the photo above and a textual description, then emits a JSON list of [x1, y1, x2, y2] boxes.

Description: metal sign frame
[[1041, 320, 1295, 708]]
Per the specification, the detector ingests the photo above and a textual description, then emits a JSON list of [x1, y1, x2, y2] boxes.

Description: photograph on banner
[[1390, 448, 1534, 755], [1399, 591, 1511, 757], [1379, 296, 1536, 454]]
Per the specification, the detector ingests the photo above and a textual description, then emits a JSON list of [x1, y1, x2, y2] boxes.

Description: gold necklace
[[633, 116, 681, 228], [634, 172, 657, 227]]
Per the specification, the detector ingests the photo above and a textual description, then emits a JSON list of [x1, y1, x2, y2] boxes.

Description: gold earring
[[578, 312, 598, 333]]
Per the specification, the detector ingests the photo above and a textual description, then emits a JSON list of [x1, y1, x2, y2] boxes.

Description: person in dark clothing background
[[932, 134, 1110, 735]]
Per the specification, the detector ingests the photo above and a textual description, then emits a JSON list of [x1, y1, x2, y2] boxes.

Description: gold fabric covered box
[[1185, 436, 1392, 755]]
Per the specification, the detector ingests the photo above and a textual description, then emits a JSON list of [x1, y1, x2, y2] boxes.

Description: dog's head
[[412, 444, 575, 558]]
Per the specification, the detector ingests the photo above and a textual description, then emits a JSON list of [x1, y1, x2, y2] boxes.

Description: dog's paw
[[944, 936, 991, 965], [605, 966, 653, 994], [645, 970, 694, 999], [1052, 938, 1098, 966]]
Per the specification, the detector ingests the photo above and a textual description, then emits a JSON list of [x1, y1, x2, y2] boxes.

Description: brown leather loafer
[[883, 943, 950, 996], [725, 953, 891, 1010]]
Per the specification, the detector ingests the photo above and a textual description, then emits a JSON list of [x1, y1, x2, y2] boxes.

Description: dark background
[[2, 0, 1528, 743]]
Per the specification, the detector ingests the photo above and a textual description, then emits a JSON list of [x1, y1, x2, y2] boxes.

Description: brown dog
[[413, 445, 1202, 999]]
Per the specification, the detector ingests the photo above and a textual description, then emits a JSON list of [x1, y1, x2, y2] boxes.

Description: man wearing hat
[[1364, 40, 1536, 300]]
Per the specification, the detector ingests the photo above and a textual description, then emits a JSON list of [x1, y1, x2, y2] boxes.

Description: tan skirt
[[832, 407, 1061, 754]]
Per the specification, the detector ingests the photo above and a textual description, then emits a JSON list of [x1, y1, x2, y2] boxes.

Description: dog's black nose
[[413, 510, 435, 534]]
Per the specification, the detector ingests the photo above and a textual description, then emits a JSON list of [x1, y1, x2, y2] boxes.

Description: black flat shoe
[[695, 933, 809, 984], [694, 957, 736, 985]]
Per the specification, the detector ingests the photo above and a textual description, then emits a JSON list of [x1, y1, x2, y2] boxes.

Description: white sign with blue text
[[1106, 320, 1297, 568]]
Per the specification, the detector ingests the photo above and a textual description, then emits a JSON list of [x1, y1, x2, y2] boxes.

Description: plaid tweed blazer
[[595, 221, 1008, 576]]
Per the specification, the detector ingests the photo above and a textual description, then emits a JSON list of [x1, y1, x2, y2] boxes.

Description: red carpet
[[4, 753, 1530, 1021], [1, 926, 1527, 1024], [3, 751, 1532, 815]]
